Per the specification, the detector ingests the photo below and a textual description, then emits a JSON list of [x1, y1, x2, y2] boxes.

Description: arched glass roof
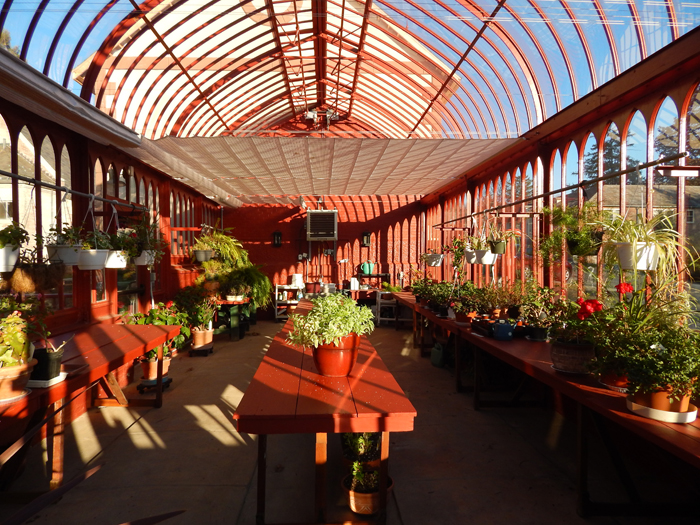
[[1, 0, 699, 139]]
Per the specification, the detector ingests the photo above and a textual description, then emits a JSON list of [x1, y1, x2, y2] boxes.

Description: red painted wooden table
[[233, 300, 417, 524], [0, 323, 180, 490]]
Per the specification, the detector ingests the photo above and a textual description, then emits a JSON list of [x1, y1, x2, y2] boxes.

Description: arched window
[[39, 137, 56, 240], [0, 114, 11, 225], [688, 84, 700, 171], [625, 111, 648, 186], [138, 177, 146, 206], [603, 123, 621, 213], [105, 164, 116, 197], [118, 168, 127, 200], [582, 133, 598, 183], [551, 150, 562, 208], [128, 167, 137, 203], [18, 127, 36, 241], [653, 97, 679, 211]]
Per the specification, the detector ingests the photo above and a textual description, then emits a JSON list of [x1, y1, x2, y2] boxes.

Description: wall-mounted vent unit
[[307, 210, 338, 241]]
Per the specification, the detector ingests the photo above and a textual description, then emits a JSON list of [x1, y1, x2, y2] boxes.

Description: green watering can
[[361, 261, 374, 275]]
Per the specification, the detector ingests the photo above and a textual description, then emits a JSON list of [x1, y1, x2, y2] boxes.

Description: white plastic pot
[[463, 248, 477, 264], [0, 245, 19, 272], [47, 244, 82, 266], [133, 250, 156, 266], [105, 250, 128, 269], [615, 242, 659, 271], [77, 249, 109, 270], [474, 249, 498, 265], [194, 249, 212, 262]]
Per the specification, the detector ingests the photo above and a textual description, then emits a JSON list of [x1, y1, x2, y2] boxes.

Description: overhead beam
[[312, 0, 327, 108]]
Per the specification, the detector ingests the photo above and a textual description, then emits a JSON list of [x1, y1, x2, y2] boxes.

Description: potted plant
[[187, 294, 219, 348], [28, 310, 74, 382], [0, 222, 29, 272], [78, 229, 112, 270], [519, 282, 567, 341], [131, 214, 166, 267], [486, 218, 517, 255], [286, 294, 375, 377], [596, 211, 689, 276], [420, 249, 443, 267], [442, 237, 471, 284], [469, 235, 497, 265], [10, 245, 66, 293], [342, 460, 393, 515], [45, 223, 83, 266], [539, 203, 605, 265], [124, 301, 191, 379], [451, 282, 483, 323], [107, 228, 139, 269], [0, 309, 37, 401], [223, 278, 250, 302], [341, 432, 381, 469], [228, 265, 273, 310], [547, 297, 600, 374], [191, 236, 214, 263]]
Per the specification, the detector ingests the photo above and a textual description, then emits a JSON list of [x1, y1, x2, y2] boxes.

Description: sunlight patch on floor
[[184, 405, 244, 446], [70, 415, 101, 464], [221, 383, 245, 405], [100, 408, 167, 449]]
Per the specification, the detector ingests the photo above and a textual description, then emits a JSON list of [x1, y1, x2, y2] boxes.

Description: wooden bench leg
[[257, 434, 267, 525], [315, 433, 327, 523], [48, 399, 64, 490], [377, 431, 390, 525]]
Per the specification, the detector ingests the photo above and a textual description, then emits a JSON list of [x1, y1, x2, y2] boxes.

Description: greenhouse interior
[[0, 1, 700, 523]]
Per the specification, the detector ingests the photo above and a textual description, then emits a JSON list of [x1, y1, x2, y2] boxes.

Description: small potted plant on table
[[286, 294, 375, 377], [0, 308, 37, 401]]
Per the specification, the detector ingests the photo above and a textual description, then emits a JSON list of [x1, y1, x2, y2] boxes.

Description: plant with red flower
[[615, 282, 634, 294]]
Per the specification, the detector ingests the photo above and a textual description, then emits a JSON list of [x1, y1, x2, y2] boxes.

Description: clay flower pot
[[140, 358, 171, 381], [0, 358, 37, 400], [192, 328, 214, 348], [312, 333, 360, 377], [342, 474, 394, 515]]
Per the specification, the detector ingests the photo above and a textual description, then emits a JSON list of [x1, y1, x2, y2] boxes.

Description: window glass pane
[[40, 137, 57, 242], [18, 127, 36, 249], [653, 96, 679, 222], [0, 115, 13, 228], [603, 123, 621, 213], [118, 168, 127, 200], [128, 167, 137, 202]]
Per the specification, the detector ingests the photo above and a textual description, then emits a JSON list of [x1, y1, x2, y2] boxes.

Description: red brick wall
[[224, 196, 424, 314]]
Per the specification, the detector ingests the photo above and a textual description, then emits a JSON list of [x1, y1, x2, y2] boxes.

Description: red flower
[[615, 282, 634, 294], [576, 297, 585, 305], [165, 300, 174, 309]]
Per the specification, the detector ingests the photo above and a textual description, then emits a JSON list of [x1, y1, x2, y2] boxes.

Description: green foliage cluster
[[173, 286, 219, 331], [0, 222, 29, 249], [124, 301, 192, 357], [539, 203, 605, 264], [349, 461, 379, 493], [343, 432, 380, 458], [286, 294, 375, 348], [0, 311, 29, 367]]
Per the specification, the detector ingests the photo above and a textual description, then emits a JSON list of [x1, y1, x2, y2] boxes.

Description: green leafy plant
[[45, 223, 83, 246], [519, 281, 568, 328], [342, 432, 380, 459], [349, 461, 380, 493], [381, 282, 401, 293], [286, 294, 375, 348], [130, 214, 166, 263], [174, 286, 219, 331], [228, 265, 273, 308], [442, 237, 471, 284], [110, 228, 140, 258], [124, 301, 192, 355], [81, 229, 112, 250], [539, 203, 605, 264], [0, 222, 29, 249], [0, 311, 30, 367]]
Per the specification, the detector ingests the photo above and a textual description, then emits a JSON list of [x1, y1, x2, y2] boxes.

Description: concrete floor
[[0, 321, 697, 525]]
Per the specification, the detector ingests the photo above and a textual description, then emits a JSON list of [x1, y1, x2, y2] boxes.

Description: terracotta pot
[[550, 340, 595, 374], [192, 328, 214, 348], [140, 358, 171, 381], [632, 388, 691, 413], [0, 359, 37, 400], [342, 475, 394, 515], [312, 333, 360, 377], [600, 371, 629, 392]]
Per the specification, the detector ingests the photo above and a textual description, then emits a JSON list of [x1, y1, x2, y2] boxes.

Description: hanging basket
[[463, 248, 477, 264], [488, 240, 507, 254], [105, 250, 128, 269], [133, 250, 156, 266], [194, 249, 213, 262], [0, 245, 19, 273], [615, 242, 659, 271], [10, 262, 65, 293], [78, 249, 109, 271], [474, 249, 497, 265], [46, 244, 82, 266], [422, 253, 443, 267]]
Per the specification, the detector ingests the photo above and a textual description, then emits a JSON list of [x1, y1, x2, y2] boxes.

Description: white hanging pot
[[47, 245, 82, 266], [78, 249, 109, 270], [133, 250, 156, 266], [615, 242, 659, 271], [463, 248, 477, 264], [474, 249, 498, 265], [194, 249, 213, 262], [105, 250, 128, 269], [0, 245, 19, 272], [423, 253, 444, 267]]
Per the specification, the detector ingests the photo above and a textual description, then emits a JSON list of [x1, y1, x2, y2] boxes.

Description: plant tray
[[626, 398, 697, 424], [189, 342, 213, 357], [27, 371, 68, 389]]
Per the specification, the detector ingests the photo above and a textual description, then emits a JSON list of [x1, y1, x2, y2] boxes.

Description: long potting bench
[[0, 323, 181, 492], [233, 300, 417, 525], [392, 291, 700, 517]]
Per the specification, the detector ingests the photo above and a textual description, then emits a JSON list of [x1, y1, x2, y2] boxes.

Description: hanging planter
[[10, 262, 65, 293], [133, 250, 156, 266], [194, 249, 213, 263], [463, 248, 477, 264], [487, 240, 507, 254], [46, 244, 82, 266], [78, 249, 109, 271], [474, 249, 497, 265], [614, 242, 659, 271], [421, 253, 443, 267], [0, 245, 19, 273], [105, 250, 128, 269]]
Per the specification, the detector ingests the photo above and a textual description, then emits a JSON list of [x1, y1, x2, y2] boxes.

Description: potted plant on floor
[[341, 433, 381, 469], [286, 294, 375, 377], [342, 460, 393, 515], [0, 222, 29, 273], [190, 295, 219, 348], [45, 223, 83, 265], [78, 229, 112, 270], [124, 301, 191, 379]]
